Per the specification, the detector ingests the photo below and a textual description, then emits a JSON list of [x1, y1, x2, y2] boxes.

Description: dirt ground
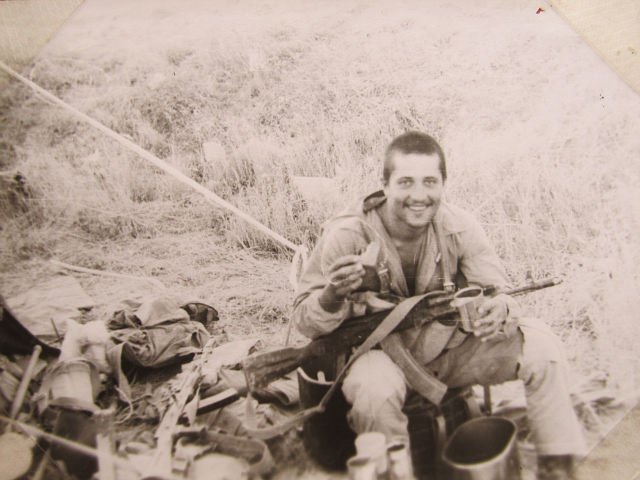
[[2, 0, 640, 479]]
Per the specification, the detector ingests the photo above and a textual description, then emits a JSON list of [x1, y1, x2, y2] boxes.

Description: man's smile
[[406, 203, 432, 212]]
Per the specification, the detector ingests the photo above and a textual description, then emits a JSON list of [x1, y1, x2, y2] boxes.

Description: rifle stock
[[242, 278, 562, 391]]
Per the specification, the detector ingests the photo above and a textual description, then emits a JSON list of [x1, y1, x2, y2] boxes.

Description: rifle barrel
[[508, 278, 562, 296]]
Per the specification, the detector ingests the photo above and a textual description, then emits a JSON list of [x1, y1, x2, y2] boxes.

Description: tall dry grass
[[1, 1, 640, 437]]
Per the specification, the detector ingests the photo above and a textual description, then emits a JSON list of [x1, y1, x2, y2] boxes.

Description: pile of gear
[[0, 275, 300, 480]]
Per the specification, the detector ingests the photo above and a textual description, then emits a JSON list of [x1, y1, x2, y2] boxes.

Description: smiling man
[[292, 131, 586, 480]]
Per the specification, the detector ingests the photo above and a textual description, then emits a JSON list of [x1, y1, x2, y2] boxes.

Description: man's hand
[[472, 293, 512, 341], [319, 255, 365, 311]]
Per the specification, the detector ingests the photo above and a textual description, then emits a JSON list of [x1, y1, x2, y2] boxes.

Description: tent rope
[[0, 60, 309, 296]]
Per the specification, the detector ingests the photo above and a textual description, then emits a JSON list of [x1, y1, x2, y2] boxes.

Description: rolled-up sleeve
[[293, 289, 353, 338], [292, 218, 370, 339]]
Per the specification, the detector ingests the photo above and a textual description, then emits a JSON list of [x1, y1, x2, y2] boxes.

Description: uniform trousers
[[341, 318, 587, 457]]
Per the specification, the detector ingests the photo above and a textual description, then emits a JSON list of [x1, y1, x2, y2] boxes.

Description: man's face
[[383, 151, 444, 231]]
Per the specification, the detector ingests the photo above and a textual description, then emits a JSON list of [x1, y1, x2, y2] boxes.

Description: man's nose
[[408, 184, 430, 201]]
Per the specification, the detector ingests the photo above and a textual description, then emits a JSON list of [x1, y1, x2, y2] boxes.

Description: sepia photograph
[[1, 0, 639, 479]]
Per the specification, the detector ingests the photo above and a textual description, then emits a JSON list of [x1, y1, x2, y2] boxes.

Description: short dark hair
[[382, 131, 447, 184]]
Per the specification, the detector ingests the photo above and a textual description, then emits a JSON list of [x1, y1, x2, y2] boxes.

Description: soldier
[[292, 131, 586, 479]]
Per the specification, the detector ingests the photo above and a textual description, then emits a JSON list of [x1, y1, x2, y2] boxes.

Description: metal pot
[[441, 417, 521, 480]]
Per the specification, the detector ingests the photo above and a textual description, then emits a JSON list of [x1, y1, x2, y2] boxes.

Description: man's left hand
[[472, 294, 512, 341]]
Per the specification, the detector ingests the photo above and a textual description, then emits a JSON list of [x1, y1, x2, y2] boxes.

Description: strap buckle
[[442, 281, 456, 293], [377, 265, 391, 296]]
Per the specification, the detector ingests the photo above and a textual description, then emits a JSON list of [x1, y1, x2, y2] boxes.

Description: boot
[[537, 455, 574, 480]]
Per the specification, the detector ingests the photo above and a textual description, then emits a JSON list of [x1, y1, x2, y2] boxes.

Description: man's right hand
[[319, 254, 365, 311]]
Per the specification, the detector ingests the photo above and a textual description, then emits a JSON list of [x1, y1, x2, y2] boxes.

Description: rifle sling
[[317, 292, 432, 411]]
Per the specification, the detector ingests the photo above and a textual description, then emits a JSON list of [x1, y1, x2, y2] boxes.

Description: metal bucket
[[441, 417, 521, 480]]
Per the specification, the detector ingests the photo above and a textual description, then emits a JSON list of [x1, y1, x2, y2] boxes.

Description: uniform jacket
[[292, 190, 518, 364]]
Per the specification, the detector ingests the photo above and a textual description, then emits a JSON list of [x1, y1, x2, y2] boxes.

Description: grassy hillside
[[1, 0, 640, 452]]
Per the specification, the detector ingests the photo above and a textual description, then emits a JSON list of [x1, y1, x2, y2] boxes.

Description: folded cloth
[[4, 275, 94, 338]]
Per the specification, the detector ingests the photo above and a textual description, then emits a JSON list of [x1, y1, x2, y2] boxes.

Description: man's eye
[[398, 179, 411, 187]]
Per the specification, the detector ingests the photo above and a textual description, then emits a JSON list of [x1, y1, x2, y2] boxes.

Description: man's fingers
[[473, 314, 497, 329], [328, 255, 363, 272], [330, 271, 364, 286], [472, 312, 502, 337], [336, 264, 365, 279], [480, 329, 504, 342], [473, 323, 495, 337], [333, 277, 363, 296], [345, 277, 363, 291], [328, 264, 364, 283]]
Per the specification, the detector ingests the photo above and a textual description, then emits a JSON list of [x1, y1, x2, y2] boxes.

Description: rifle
[[242, 277, 562, 392]]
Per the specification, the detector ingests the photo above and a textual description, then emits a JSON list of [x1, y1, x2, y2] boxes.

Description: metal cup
[[450, 286, 485, 333]]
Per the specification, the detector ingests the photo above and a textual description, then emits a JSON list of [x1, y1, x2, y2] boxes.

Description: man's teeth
[[408, 205, 428, 211]]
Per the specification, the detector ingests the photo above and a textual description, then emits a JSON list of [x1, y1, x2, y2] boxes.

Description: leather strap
[[317, 293, 431, 411]]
